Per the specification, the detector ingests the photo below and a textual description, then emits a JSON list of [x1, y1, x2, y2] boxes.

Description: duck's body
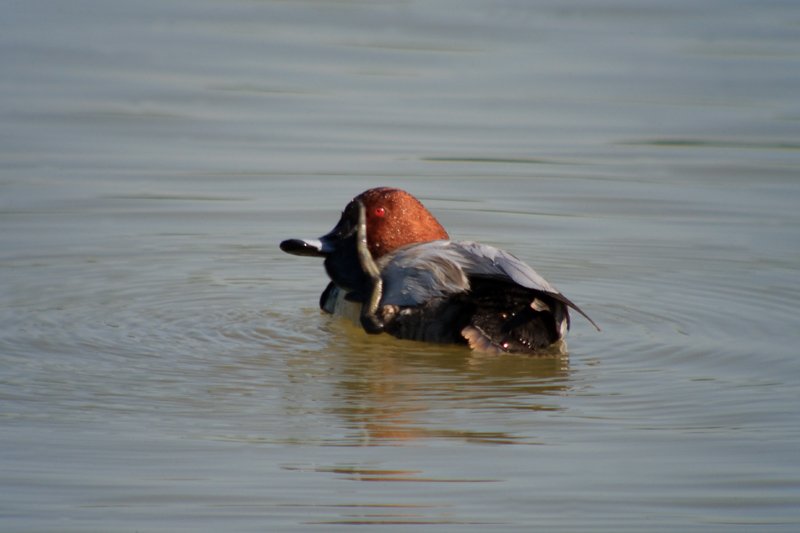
[[281, 187, 597, 354]]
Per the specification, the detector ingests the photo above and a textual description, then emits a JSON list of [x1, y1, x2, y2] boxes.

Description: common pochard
[[281, 187, 598, 354]]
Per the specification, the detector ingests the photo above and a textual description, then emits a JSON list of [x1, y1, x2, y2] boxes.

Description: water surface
[[2, 0, 800, 531]]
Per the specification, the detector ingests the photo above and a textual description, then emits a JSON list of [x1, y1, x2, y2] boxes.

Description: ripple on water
[[0, 257, 335, 434], [3, 221, 799, 447]]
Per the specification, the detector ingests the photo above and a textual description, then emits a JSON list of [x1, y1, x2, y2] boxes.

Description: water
[[2, 0, 800, 531]]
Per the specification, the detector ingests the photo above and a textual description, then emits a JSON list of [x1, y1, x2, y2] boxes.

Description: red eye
[[374, 207, 386, 217]]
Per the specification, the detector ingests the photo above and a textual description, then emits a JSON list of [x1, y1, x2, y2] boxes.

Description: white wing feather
[[376, 240, 561, 307]]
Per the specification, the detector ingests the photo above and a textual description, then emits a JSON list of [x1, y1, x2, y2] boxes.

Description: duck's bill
[[280, 238, 331, 257]]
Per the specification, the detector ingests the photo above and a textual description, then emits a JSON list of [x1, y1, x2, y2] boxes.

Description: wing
[[454, 241, 600, 331], [377, 240, 599, 331], [376, 241, 470, 307]]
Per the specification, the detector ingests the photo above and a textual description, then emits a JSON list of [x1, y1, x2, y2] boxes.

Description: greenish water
[[2, 1, 799, 531]]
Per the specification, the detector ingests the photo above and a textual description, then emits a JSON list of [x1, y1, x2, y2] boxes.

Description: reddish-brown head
[[355, 188, 449, 259]]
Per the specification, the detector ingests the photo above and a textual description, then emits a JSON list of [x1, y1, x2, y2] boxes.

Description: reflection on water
[[283, 464, 501, 484], [325, 335, 571, 445]]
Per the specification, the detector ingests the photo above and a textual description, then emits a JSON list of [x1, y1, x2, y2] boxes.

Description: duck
[[280, 187, 598, 355]]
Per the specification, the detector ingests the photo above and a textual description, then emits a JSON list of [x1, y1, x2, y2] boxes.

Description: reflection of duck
[[281, 187, 598, 355], [327, 341, 573, 444]]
